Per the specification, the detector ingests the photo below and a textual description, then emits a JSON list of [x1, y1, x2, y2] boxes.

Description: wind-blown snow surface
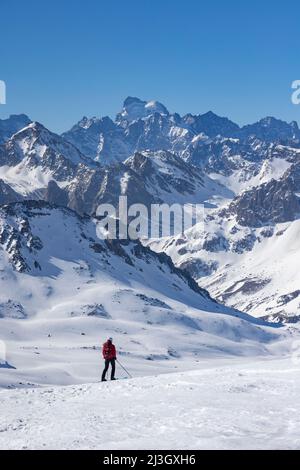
[[0, 357, 299, 450]]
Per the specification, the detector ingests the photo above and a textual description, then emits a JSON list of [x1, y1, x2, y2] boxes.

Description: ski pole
[[116, 358, 132, 378]]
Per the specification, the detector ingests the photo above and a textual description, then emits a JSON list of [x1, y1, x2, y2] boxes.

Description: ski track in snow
[[0, 357, 299, 450]]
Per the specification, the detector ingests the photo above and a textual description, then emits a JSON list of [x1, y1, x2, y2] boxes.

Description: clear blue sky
[[1, 0, 300, 133]]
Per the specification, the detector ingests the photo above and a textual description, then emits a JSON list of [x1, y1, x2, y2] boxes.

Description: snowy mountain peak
[[0, 114, 32, 145], [117, 96, 169, 123], [258, 116, 294, 129], [7, 113, 31, 124], [123, 96, 143, 107], [241, 116, 300, 142], [12, 120, 58, 140], [77, 116, 96, 129], [0, 120, 93, 188], [74, 115, 114, 131], [182, 111, 240, 138], [19, 120, 46, 134]]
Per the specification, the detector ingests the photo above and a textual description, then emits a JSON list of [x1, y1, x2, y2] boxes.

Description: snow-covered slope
[[148, 192, 300, 322], [0, 179, 22, 205], [0, 127, 234, 215], [200, 219, 300, 322], [0, 356, 299, 450], [1, 103, 300, 450], [124, 150, 233, 206], [0, 202, 283, 388], [0, 122, 92, 197], [184, 135, 300, 195], [61, 116, 117, 162]]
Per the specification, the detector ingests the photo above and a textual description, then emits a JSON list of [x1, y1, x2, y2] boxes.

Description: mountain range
[[0, 96, 300, 387]]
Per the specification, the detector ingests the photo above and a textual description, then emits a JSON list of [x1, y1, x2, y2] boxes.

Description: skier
[[101, 337, 117, 381]]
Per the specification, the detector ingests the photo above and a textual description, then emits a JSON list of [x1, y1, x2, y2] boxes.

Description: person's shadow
[[0, 362, 16, 369]]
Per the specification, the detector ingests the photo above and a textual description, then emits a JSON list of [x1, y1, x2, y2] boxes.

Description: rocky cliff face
[[224, 161, 300, 227]]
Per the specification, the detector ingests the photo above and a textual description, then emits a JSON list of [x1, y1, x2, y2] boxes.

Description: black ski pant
[[102, 358, 116, 380]]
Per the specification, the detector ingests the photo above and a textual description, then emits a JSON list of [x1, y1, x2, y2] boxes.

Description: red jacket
[[102, 341, 116, 360]]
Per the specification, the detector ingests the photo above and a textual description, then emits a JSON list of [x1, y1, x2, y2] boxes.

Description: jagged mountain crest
[[182, 110, 240, 138], [0, 114, 32, 145], [240, 116, 300, 142], [8, 121, 91, 166], [61, 97, 300, 166]]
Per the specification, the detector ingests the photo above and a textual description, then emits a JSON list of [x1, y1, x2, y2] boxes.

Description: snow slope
[[149, 215, 300, 322], [0, 122, 91, 196], [124, 150, 233, 207], [0, 356, 299, 450], [199, 219, 300, 321], [0, 202, 285, 389], [209, 157, 293, 195]]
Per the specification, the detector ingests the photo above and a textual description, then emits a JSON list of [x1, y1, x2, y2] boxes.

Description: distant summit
[[116, 96, 169, 123], [0, 114, 31, 144]]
